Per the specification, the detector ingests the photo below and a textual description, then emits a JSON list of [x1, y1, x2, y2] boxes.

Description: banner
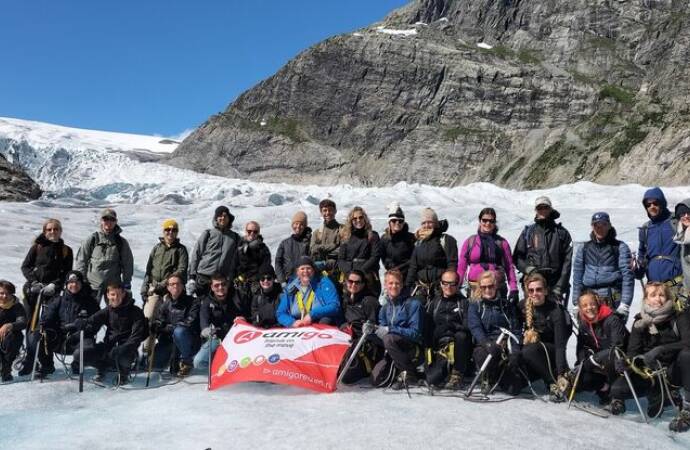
[[209, 319, 352, 393]]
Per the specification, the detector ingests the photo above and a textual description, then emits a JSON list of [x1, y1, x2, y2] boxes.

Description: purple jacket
[[457, 233, 518, 292]]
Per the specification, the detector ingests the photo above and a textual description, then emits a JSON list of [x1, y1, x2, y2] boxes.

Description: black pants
[[611, 349, 690, 401], [473, 343, 504, 383], [0, 331, 22, 375], [25, 328, 93, 369], [426, 331, 474, 385], [520, 342, 558, 385], [83, 342, 138, 375], [576, 349, 619, 393], [339, 336, 383, 384], [383, 334, 419, 374]]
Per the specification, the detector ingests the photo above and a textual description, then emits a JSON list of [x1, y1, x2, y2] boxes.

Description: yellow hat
[[162, 219, 179, 230]]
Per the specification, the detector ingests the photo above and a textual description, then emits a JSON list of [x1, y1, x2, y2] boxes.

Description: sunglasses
[[352, 216, 365, 222], [102, 217, 116, 222], [480, 218, 496, 224], [479, 284, 496, 290], [163, 228, 178, 233], [440, 281, 458, 287], [346, 279, 363, 285], [528, 287, 545, 293], [260, 276, 273, 282], [389, 219, 404, 224], [645, 201, 660, 208]]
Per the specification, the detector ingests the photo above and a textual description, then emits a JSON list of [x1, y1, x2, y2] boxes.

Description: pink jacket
[[457, 234, 518, 292]]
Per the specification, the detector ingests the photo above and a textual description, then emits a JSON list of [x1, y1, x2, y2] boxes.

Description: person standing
[[337, 207, 382, 296], [275, 211, 311, 286], [310, 199, 344, 273], [380, 202, 416, 281]]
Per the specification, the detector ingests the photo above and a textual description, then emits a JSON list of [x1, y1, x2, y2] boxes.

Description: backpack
[[88, 231, 125, 264]]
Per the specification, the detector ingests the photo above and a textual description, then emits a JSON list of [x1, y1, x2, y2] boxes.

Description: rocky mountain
[[0, 153, 41, 201], [167, 0, 690, 188]]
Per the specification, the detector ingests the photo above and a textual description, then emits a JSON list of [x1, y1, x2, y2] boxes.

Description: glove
[[375, 326, 389, 339], [30, 282, 44, 295], [201, 327, 212, 339], [186, 279, 197, 296], [361, 321, 375, 336], [552, 286, 563, 299], [615, 304, 630, 321], [41, 283, 56, 297], [508, 290, 519, 306], [614, 356, 628, 374], [643, 348, 664, 368]]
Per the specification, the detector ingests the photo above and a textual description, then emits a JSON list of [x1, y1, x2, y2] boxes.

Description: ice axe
[[337, 321, 374, 386], [465, 327, 519, 397]]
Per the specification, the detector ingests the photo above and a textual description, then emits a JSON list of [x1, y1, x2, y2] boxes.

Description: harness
[[296, 288, 315, 319]]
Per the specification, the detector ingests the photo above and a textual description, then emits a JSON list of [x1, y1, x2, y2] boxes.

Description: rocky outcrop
[[0, 153, 41, 201], [167, 0, 690, 188]]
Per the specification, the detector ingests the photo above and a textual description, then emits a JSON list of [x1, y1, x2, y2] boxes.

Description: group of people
[[1, 188, 690, 432]]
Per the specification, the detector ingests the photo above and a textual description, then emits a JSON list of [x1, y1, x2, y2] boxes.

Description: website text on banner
[[210, 319, 351, 392]]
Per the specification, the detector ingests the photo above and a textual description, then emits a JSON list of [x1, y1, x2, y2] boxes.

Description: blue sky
[[1, 0, 408, 137]]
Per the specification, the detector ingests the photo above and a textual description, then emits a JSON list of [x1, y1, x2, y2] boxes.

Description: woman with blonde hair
[[337, 206, 382, 296]]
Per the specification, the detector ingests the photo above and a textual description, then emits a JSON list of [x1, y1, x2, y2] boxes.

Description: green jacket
[[141, 238, 189, 296]]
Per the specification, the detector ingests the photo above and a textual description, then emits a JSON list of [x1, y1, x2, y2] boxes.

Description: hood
[[384, 222, 410, 239], [675, 198, 690, 218], [35, 234, 64, 246], [579, 303, 613, 325], [642, 187, 671, 221]]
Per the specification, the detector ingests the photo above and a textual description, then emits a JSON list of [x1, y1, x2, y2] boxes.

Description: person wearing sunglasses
[[634, 188, 683, 304], [457, 208, 518, 303], [339, 270, 381, 384], [75, 208, 134, 304], [512, 196, 572, 304], [571, 212, 634, 321], [513, 273, 572, 402], [425, 271, 471, 390], [337, 207, 382, 296], [467, 271, 523, 394], [20, 218, 73, 326], [188, 206, 241, 298], [380, 202, 415, 281], [140, 219, 189, 320], [250, 265, 282, 328], [674, 199, 690, 304], [236, 221, 272, 316]]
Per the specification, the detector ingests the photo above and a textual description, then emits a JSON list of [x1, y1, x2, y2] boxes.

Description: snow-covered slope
[[0, 117, 689, 448]]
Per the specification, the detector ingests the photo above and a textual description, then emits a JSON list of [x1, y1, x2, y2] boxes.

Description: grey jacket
[[189, 220, 240, 280], [75, 226, 134, 291]]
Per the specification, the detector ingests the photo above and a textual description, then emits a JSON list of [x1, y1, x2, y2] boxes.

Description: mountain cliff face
[[167, 0, 690, 188], [0, 153, 41, 201]]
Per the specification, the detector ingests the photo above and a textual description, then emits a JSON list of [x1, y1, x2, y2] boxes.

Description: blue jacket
[[276, 274, 341, 327], [468, 296, 523, 345], [572, 228, 634, 307], [378, 293, 423, 345], [638, 187, 682, 282]]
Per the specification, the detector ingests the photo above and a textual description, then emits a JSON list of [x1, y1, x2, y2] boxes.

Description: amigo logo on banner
[[209, 319, 352, 393]]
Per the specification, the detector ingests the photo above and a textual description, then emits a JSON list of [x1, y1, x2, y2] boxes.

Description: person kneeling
[[150, 273, 200, 377], [609, 282, 690, 432], [372, 269, 423, 390], [84, 282, 145, 385], [276, 256, 341, 327]]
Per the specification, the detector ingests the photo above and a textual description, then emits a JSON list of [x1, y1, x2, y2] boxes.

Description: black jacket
[[41, 289, 100, 337], [337, 229, 382, 275], [519, 299, 571, 374], [342, 290, 380, 336], [513, 210, 573, 292], [427, 293, 469, 346], [237, 236, 272, 282], [250, 283, 281, 329], [0, 297, 27, 331], [380, 225, 416, 278], [88, 297, 146, 350], [406, 222, 458, 288], [155, 293, 200, 338], [200, 293, 241, 339], [275, 228, 312, 283], [21, 235, 73, 289], [576, 307, 628, 364], [627, 312, 690, 365]]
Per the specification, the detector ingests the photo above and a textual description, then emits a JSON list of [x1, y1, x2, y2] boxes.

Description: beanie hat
[[65, 270, 85, 285], [259, 265, 276, 280], [162, 219, 178, 230], [296, 255, 315, 269], [534, 196, 552, 208], [388, 202, 405, 220], [292, 211, 308, 225], [421, 207, 438, 223], [676, 203, 690, 218]]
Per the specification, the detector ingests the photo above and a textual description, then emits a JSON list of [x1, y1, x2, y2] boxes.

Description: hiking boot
[[70, 361, 80, 374], [177, 362, 193, 378], [93, 371, 106, 383], [669, 409, 690, 433], [17, 361, 33, 376], [596, 388, 611, 406], [1, 372, 12, 382], [609, 399, 626, 415], [117, 371, 130, 386], [391, 371, 417, 390], [444, 370, 463, 390], [549, 383, 566, 403]]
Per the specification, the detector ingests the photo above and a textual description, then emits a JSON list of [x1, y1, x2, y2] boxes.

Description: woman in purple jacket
[[457, 208, 518, 303]]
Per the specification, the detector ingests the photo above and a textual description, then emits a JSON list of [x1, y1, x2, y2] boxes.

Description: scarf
[[634, 300, 675, 335], [0, 296, 16, 310]]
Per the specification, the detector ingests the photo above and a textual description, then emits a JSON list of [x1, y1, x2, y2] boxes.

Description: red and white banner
[[209, 319, 352, 393]]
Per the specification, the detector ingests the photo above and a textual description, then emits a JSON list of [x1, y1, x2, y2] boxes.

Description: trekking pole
[[567, 362, 584, 409], [615, 348, 648, 424], [77, 310, 87, 393], [336, 321, 374, 386], [145, 331, 158, 388], [207, 324, 216, 391], [465, 330, 510, 397], [30, 328, 44, 382]]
